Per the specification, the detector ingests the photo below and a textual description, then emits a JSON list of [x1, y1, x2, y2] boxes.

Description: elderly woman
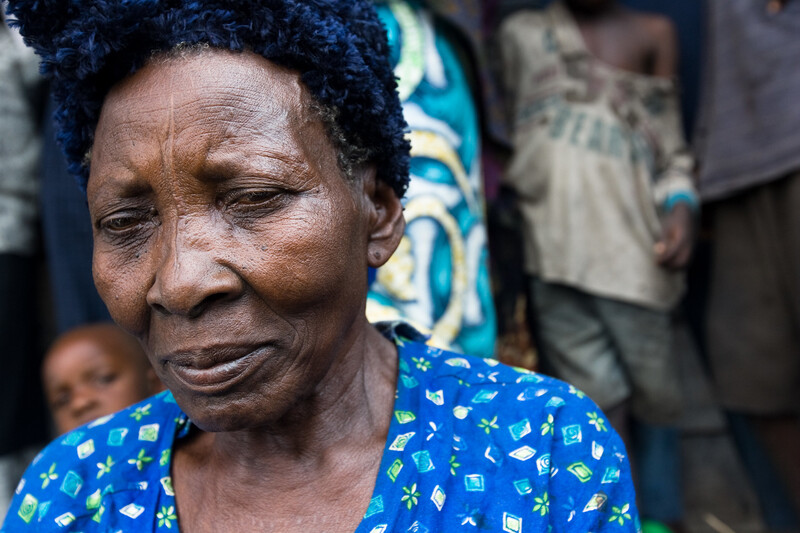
[[2, 1, 638, 531]]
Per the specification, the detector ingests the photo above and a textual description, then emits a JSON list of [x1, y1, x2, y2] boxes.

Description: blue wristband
[[664, 191, 699, 213]]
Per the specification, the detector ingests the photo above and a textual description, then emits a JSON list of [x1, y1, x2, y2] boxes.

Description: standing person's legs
[[527, 278, 632, 418], [530, 278, 684, 527], [707, 172, 800, 519], [596, 297, 684, 528]]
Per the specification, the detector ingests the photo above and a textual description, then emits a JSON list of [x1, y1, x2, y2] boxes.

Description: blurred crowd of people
[[2, 0, 799, 531]]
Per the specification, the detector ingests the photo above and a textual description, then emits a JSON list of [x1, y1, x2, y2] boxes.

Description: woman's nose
[[146, 225, 243, 318]]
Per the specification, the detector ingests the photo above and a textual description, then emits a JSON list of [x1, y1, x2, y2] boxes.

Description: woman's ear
[[359, 165, 405, 268]]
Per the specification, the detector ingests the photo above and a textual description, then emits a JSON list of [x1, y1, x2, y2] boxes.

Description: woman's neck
[[178, 321, 398, 477]]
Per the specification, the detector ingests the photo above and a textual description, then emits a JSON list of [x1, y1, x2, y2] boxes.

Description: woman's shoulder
[[375, 324, 640, 531], [389, 325, 618, 451], [2, 391, 183, 531], [391, 323, 591, 411]]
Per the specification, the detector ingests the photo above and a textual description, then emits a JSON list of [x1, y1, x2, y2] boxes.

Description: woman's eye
[[234, 190, 279, 205], [104, 216, 140, 231], [99, 208, 156, 234], [221, 188, 289, 216]]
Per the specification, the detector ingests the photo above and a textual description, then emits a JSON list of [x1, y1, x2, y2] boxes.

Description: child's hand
[[654, 203, 694, 269]]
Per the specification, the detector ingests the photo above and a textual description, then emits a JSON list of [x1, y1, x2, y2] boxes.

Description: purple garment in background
[[694, 0, 800, 201]]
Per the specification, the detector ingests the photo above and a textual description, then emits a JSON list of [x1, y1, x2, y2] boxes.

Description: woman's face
[[87, 50, 402, 431]]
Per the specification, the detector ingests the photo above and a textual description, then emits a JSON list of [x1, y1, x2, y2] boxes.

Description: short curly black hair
[[6, 0, 410, 197]]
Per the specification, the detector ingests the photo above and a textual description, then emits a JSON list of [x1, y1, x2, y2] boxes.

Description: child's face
[[43, 338, 155, 434]]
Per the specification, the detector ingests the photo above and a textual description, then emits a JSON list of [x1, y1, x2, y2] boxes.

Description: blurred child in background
[[42, 323, 163, 434]]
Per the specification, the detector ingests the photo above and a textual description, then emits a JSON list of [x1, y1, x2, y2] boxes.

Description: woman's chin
[[172, 386, 297, 433]]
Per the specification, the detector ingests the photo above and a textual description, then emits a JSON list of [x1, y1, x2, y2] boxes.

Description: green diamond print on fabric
[[60, 471, 83, 498], [471, 389, 498, 404], [602, 466, 621, 484], [388, 458, 403, 482], [508, 418, 531, 441], [536, 453, 551, 475], [509, 446, 536, 461], [545, 396, 565, 408], [399, 359, 410, 373], [39, 463, 58, 489], [107, 428, 128, 446], [503, 512, 523, 533], [92, 503, 105, 523], [513, 478, 532, 495], [62, 431, 85, 446], [389, 432, 416, 451], [583, 491, 608, 512], [515, 373, 541, 384], [54, 512, 76, 527], [592, 441, 605, 460], [37, 500, 51, 522], [17, 493, 37, 524], [444, 357, 470, 368], [425, 389, 444, 405], [395, 410, 416, 424], [76, 439, 95, 459], [364, 495, 384, 518], [431, 485, 446, 511], [120, 503, 145, 519], [138, 423, 160, 442], [412, 450, 435, 473], [562, 424, 582, 445], [160, 449, 171, 467], [464, 474, 485, 492], [368, 526, 388, 533], [86, 488, 101, 510], [452, 406, 471, 419], [88, 414, 114, 428], [160, 476, 175, 496], [567, 461, 593, 482], [400, 374, 419, 388]]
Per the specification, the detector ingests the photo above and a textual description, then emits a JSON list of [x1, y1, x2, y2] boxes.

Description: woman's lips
[[163, 345, 268, 391]]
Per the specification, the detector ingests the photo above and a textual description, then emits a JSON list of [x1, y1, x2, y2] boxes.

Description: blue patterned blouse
[[2, 323, 639, 532]]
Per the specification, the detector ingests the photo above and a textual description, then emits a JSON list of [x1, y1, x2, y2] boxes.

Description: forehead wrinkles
[[88, 52, 320, 213]]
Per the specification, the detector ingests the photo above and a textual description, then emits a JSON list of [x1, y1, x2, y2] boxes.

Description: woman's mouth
[[163, 345, 269, 392]]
